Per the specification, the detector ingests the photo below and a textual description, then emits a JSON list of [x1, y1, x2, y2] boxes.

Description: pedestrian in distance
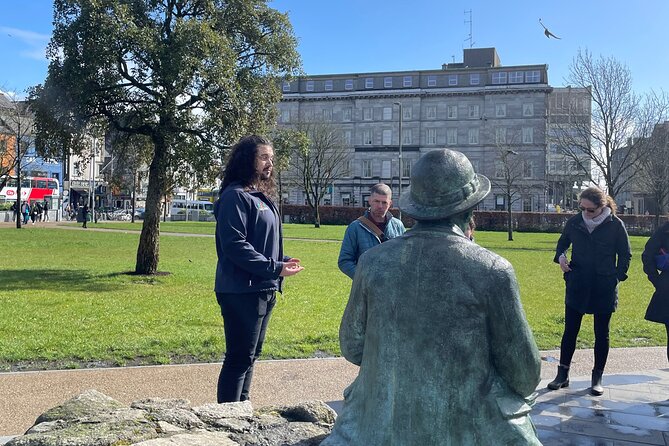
[[21, 201, 30, 225], [29, 202, 38, 225], [43, 199, 50, 221], [213, 135, 303, 403], [547, 186, 631, 396], [641, 221, 669, 364], [10, 201, 17, 222], [82, 203, 89, 228], [338, 183, 405, 279]]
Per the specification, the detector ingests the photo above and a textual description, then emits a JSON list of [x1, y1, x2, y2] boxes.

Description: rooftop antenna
[[464, 9, 475, 48]]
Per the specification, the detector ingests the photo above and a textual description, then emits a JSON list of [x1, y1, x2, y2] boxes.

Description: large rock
[[7, 390, 334, 446]]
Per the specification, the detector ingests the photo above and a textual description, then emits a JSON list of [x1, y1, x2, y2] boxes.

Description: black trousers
[[559, 304, 612, 371], [216, 291, 276, 403]]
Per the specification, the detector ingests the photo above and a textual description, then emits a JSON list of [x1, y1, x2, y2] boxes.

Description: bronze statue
[[323, 149, 542, 445]]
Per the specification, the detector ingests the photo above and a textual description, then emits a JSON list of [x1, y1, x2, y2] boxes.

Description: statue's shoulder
[[466, 242, 514, 273]]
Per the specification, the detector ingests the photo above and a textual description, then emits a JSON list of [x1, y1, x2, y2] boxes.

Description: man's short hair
[[369, 183, 392, 197]]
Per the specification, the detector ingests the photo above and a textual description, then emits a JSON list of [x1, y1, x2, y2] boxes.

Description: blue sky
[[1, 0, 667, 96]]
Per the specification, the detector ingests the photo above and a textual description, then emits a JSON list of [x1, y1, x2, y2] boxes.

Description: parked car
[[134, 208, 145, 219]]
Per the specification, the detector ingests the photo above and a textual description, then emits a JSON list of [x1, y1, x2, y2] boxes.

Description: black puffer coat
[[642, 222, 669, 324], [554, 212, 632, 314]]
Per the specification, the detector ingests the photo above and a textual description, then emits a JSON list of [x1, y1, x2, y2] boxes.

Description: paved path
[[1, 347, 668, 444]]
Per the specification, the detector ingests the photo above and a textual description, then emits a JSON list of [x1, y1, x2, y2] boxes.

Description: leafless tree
[[490, 131, 525, 241], [271, 127, 309, 216], [635, 118, 669, 228], [0, 91, 36, 228], [551, 49, 666, 199], [289, 120, 349, 228]]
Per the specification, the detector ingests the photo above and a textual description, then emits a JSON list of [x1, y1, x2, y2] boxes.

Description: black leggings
[[666, 324, 669, 363], [559, 305, 612, 371]]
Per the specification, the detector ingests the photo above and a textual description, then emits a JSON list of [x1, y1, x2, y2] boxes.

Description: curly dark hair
[[221, 135, 276, 196], [580, 186, 617, 214]]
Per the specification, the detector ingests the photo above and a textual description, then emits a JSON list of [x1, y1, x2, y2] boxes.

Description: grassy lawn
[[57, 221, 347, 240], [0, 225, 662, 371]]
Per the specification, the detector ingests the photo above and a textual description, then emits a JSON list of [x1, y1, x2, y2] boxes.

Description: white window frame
[[280, 109, 290, 123], [426, 128, 437, 145], [381, 160, 391, 178], [384, 77, 393, 88], [401, 159, 411, 178], [362, 160, 372, 177], [492, 72, 507, 84], [365, 77, 374, 89], [402, 107, 412, 120], [382, 129, 392, 145], [523, 103, 534, 117], [282, 81, 291, 92], [363, 107, 373, 121], [427, 75, 437, 87], [469, 73, 480, 85], [426, 106, 437, 119], [363, 130, 373, 145], [525, 70, 540, 83], [382, 107, 392, 120], [468, 104, 480, 119], [306, 80, 314, 92], [448, 74, 458, 86], [322, 109, 332, 121], [343, 108, 352, 122], [468, 128, 479, 144], [447, 105, 457, 119], [345, 79, 354, 90], [495, 104, 506, 117], [522, 127, 534, 144], [447, 128, 457, 145], [403, 76, 412, 87], [324, 80, 333, 91], [344, 130, 352, 145], [509, 72, 524, 84], [523, 161, 533, 178], [495, 127, 507, 144], [402, 128, 412, 145]]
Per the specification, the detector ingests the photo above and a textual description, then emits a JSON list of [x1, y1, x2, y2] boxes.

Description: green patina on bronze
[[323, 149, 542, 445]]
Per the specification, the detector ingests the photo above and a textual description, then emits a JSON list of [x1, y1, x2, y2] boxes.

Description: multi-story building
[[278, 47, 588, 212]]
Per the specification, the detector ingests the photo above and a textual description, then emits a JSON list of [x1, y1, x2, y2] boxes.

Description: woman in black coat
[[547, 187, 632, 396], [641, 221, 669, 363]]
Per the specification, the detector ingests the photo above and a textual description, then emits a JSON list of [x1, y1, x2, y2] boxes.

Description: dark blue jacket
[[214, 182, 287, 294]]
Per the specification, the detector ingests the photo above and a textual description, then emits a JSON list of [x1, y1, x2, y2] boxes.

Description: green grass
[[0, 225, 663, 371], [57, 221, 348, 240]]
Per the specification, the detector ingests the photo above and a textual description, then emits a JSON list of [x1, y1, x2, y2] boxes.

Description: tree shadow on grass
[[0, 269, 125, 293]]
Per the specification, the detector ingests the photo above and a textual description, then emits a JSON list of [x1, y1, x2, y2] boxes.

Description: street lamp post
[[393, 102, 403, 220]]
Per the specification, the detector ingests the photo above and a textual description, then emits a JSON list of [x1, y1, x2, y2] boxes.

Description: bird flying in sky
[[539, 18, 561, 39]]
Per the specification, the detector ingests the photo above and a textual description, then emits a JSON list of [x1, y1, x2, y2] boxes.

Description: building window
[[523, 161, 533, 178], [306, 80, 314, 91], [523, 103, 534, 117], [426, 106, 437, 119], [468, 128, 479, 144], [509, 71, 524, 84], [362, 160, 372, 177], [470, 73, 480, 85], [495, 104, 506, 117], [402, 107, 412, 120], [402, 129, 412, 145], [280, 109, 290, 123], [344, 130, 352, 145], [345, 79, 354, 90], [403, 76, 412, 87], [343, 108, 352, 121], [426, 128, 437, 145], [384, 77, 393, 88], [495, 127, 507, 144], [322, 109, 332, 121], [495, 161, 506, 179], [382, 160, 391, 178], [523, 196, 532, 212], [522, 127, 534, 144], [492, 72, 507, 84], [383, 107, 392, 120], [447, 128, 457, 145], [427, 75, 437, 87], [382, 129, 392, 145], [363, 130, 373, 145], [525, 70, 540, 83], [324, 80, 333, 91], [282, 81, 290, 92], [448, 74, 458, 86], [363, 107, 373, 121], [468, 104, 480, 119], [402, 159, 411, 178], [447, 105, 457, 119], [365, 78, 374, 89]]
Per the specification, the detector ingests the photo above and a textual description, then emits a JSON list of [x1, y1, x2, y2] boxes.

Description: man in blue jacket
[[214, 135, 303, 403], [338, 183, 405, 279]]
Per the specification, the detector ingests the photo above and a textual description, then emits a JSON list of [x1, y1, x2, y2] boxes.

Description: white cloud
[[0, 26, 50, 61]]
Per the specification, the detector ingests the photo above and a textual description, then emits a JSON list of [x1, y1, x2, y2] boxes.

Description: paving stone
[[560, 418, 666, 445], [537, 428, 614, 445]]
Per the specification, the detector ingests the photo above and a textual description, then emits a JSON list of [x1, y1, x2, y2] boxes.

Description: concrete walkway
[[1, 347, 668, 444]]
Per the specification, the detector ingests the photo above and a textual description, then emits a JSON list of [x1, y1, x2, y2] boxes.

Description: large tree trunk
[[314, 205, 321, 228], [135, 135, 168, 274]]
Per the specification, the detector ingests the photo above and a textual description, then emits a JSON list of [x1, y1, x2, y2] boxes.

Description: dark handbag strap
[[357, 216, 387, 242]]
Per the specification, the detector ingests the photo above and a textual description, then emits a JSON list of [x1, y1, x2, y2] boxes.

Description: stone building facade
[[277, 47, 591, 212]]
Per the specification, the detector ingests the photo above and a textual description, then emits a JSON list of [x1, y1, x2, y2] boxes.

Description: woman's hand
[[559, 254, 572, 273]]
